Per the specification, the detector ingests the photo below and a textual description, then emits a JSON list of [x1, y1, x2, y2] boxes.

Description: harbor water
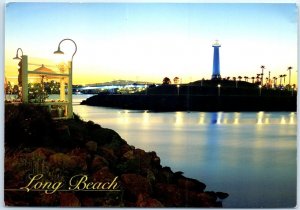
[[72, 94, 296, 208]]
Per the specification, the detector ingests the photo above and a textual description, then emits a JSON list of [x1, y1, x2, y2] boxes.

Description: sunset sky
[[5, 3, 298, 85]]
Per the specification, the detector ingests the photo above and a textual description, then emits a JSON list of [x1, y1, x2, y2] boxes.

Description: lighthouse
[[212, 40, 221, 79]]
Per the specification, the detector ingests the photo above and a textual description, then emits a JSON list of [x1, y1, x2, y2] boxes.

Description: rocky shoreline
[[5, 104, 228, 207]]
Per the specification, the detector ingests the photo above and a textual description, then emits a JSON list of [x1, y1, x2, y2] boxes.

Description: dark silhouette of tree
[[251, 77, 255, 83], [256, 74, 261, 83], [173, 77, 180, 84], [287, 66, 293, 88], [279, 75, 283, 86], [162, 77, 171, 85], [260, 65, 265, 86], [282, 74, 287, 85], [238, 76, 242, 81], [233, 77, 236, 81], [273, 77, 277, 87]]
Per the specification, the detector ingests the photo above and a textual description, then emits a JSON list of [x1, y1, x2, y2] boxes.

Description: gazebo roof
[[33, 64, 56, 74]]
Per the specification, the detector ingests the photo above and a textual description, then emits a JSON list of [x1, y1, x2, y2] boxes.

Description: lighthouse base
[[212, 74, 221, 80]]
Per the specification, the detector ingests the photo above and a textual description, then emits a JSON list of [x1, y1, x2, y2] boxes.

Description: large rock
[[91, 155, 109, 171], [136, 193, 164, 207], [49, 153, 77, 169], [148, 151, 161, 167], [157, 167, 174, 183], [99, 147, 118, 163], [195, 192, 221, 207], [154, 183, 183, 206], [29, 148, 55, 160], [216, 192, 229, 199], [123, 150, 134, 160], [70, 155, 88, 171], [34, 194, 58, 206], [121, 174, 151, 201], [60, 193, 81, 206], [120, 144, 132, 155], [85, 141, 98, 152], [92, 166, 116, 182], [81, 197, 95, 206], [177, 177, 206, 192]]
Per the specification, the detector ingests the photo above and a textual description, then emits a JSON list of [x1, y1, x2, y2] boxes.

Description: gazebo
[[20, 56, 72, 119]]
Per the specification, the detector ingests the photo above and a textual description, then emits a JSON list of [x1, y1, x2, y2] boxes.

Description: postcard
[[4, 2, 297, 208]]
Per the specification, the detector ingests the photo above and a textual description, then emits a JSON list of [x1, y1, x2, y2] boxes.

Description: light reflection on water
[[72, 95, 296, 208]]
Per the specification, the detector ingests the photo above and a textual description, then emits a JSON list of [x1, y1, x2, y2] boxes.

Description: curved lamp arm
[[13, 48, 24, 60], [54, 38, 77, 61]]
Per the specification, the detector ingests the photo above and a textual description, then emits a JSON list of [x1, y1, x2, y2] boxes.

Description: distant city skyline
[[5, 3, 298, 85]]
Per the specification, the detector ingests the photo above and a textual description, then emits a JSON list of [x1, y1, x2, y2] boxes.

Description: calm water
[[72, 95, 296, 208]]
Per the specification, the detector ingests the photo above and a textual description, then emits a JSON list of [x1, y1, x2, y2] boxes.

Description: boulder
[[99, 147, 118, 163], [120, 144, 132, 155], [92, 166, 115, 182], [216, 192, 229, 199], [177, 177, 206, 192], [148, 151, 161, 166], [196, 192, 219, 207], [85, 141, 98, 152], [121, 174, 151, 201], [157, 167, 174, 183], [136, 193, 164, 207], [70, 155, 87, 171], [60, 193, 81, 206], [81, 197, 95, 206], [34, 194, 58, 205], [49, 153, 77, 169], [29, 148, 55, 160], [91, 155, 109, 171], [123, 150, 134, 160], [154, 183, 183, 206]]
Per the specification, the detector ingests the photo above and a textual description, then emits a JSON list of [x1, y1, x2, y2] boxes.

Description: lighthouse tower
[[212, 40, 221, 79]]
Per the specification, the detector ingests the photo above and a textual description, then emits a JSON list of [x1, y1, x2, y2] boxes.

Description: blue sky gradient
[[5, 3, 298, 84]]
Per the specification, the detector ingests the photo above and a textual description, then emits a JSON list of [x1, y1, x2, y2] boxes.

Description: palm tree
[[273, 77, 277, 87], [282, 74, 287, 85], [260, 65, 265, 86], [233, 77, 237, 88], [256, 74, 261, 83], [173, 77, 180, 84], [279, 75, 283, 86], [244, 76, 249, 82], [162, 77, 171, 85], [227, 77, 230, 80], [251, 77, 255, 83], [287, 66, 293, 88], [238, 76, 242, 81]]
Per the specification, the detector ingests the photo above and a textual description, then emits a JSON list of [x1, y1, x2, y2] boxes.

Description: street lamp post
[[13, 48, 23, 99], [13, 48, 28, 102], [177, 84, 180, 96], [217, 84, 221, 96], [13, 48, 23, 60], [54, 38, 77, 119]]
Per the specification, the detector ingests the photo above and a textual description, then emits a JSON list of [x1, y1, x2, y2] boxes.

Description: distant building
[[212, 40, 221, 79]]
